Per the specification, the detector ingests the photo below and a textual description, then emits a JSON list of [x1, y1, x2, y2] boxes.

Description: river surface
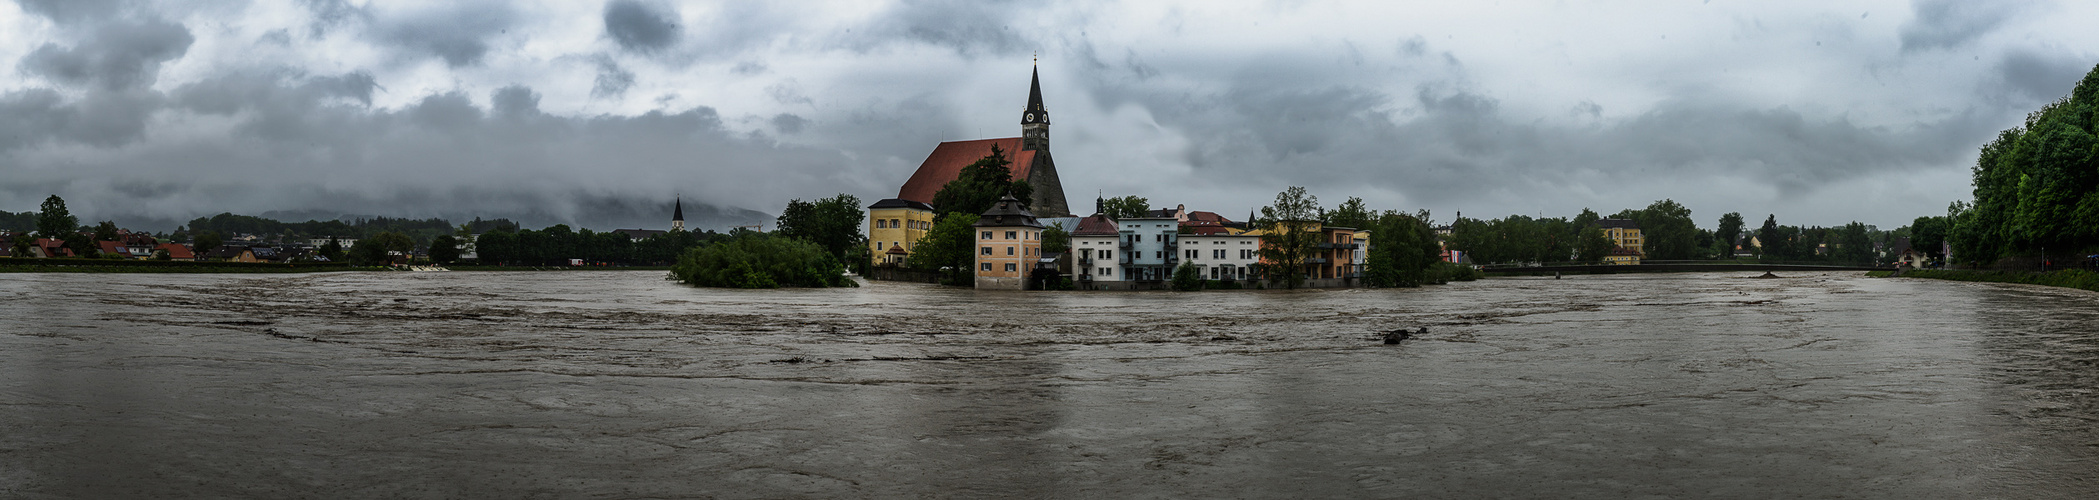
[[2, 271, 2096, 498]]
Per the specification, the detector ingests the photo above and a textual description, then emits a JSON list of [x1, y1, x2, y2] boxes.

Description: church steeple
[[1021, 61, 1049, 152], [672, 196, 685, 231]]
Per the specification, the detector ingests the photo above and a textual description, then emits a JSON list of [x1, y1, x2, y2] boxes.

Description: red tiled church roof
[[1071, 214, 1119, 236], [897, 138, 1038, 207]]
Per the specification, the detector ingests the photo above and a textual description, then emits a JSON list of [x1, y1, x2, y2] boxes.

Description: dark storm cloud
[[0, 68, 851, 229], [1111, 80, 1992, 207], [1898, 0, 2022, 53], [17, 19, 194, 91], [602, 0, 682, 54], [374, 3, 519, 68], [771, 113, 808, 134]]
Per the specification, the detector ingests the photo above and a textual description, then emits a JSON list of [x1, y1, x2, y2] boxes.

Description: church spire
[[672, 196, 685, 231], [1021, 60, 1049, 152]]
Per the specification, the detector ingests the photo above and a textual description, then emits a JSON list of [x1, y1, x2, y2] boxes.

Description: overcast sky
[[3, 0, 2095, 231]]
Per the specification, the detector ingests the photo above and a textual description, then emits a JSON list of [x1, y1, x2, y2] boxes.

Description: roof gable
[[897, 138, 1037, 207]]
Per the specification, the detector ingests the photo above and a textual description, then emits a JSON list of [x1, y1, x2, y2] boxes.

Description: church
[[867, 65, 1072, 264]]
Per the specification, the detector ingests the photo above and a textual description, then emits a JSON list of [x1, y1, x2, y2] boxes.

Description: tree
[[929, 144, 1031, 216], [670, 232, 856, 288], [1910, 216, 1949, 258], [1100, 196, 1150, 219], [1041, 222, 1070, 255], [1574, 226, 1615, 263], [319, 237, 346, 262], [36, 195, 77, 239], [1715, 212, 1745, 258], [1757, 215, 1784, 260], [1364, 210, 1444, 287], [428, 234, 461, 264], [1833, 222, 1874, 264], [11, 237, 31, 258], [775, 193, 867, 266], [93, 221, 120, 241], [194, 231, 223, 257], [1327, 197, 1374, 230], [904, 213, 980, 285], [358, 231, 414, 265], [1170, 261, 1205, 291], [1620, 199, 1697, 260], [1257, 186, 1323, 289]]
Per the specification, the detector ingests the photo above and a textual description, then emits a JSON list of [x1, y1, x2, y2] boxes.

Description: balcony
[[1318, 243, 1361, 250]]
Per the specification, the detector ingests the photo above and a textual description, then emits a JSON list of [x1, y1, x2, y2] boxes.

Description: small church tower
[[1020, 63, 1049, 152], [671, 196, 685, 231]]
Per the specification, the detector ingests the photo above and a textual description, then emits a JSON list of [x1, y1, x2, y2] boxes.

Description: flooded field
[[3, 271, 2097, 498]]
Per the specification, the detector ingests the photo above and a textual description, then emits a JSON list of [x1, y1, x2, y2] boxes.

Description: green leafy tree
[[1364, 210, 1444, 287], [1910, 216, 1949, 258], [1041, 222, 1070, 255], [1327, 197, 1375, 230], [194, 231, 223, 258], [1100, 195, 1150, 219], [670, 232, 856, 288], [93, 221, 120, 241], [11, 237, 32, 258], [775, 193, 867, 268], [1574, 225, 1615, 263], [1257, 186, 1323, 289], [929, 144, 1031, 216], [1170, 260, 1205, 291], [1833, 222, 1874, 264], [1715, 212, 1745, 257], [904, 213, 980, 285], [428, 234, 461, 264], [36, 195, 77, 239], [1616, 199, 1697, 260]]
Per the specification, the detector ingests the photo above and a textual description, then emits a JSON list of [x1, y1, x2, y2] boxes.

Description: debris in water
[[1383, 327, 1426, 344], [1756, 272, 1780, 279]]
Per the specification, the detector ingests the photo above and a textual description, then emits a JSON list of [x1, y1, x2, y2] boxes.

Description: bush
[[670, 233, 857, 288]]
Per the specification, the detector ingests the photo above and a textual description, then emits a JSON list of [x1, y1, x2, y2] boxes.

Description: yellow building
[[973, 194, 1043, 290], [867, 198, 936, 266], [1604, 247, 1642, 265], [1596, 218, 1644, 257]]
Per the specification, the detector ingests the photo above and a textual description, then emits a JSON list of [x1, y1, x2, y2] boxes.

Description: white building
[[1069, 213, 1122, 284], [1178, 230, 1261, 281]]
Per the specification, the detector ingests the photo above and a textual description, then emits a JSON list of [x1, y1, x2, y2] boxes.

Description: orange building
[[973, 194, 1044, 290]]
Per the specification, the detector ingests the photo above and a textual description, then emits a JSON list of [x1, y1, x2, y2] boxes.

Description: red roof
[[1183, 211, 1233, 226], [1071, 214, 1119, 236], [156, 243, 195, 260], [897, 138, 1038, 207]]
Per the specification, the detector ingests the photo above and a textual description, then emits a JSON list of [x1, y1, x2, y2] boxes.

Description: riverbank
[[1888, 268, 2099, 293], [0, 257, 355, 273]]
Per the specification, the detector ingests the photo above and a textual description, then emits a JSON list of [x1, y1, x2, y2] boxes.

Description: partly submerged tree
[[670, 232, 855, 288], [904, 213, 980, 285], [775, 193, 867, 268], [1256, 186, 1323, 289]]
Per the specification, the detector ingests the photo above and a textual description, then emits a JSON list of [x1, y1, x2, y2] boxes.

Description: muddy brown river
[[3, 271, 2096, 498]]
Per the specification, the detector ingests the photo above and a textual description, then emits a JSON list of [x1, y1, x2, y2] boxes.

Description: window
[[877, 242, 884, 250], [1103, 267, 1112, 276], [982, 231, 993, 240], [1155, 234, 1163, 242], [981, 262, 991, 271], [981, 246, 992, 255], [1213, 249, 1224, 259], [1004, 263, 1016, 272], [876, 220, 887, 229], [1006, 231, 1017, 240], [1102, 250, 1112, 259], [1155, 251, 1163, 259], [1007, 247, 1014, 256]]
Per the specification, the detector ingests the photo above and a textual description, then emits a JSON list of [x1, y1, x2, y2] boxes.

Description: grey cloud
[[1994, 49, 2092, 103], [1, 72, 855, 231], [731, 61, 768, 75], [771, 113, 807, 134], [603, 0, 682, 54], [18, 19, 194, 91], [15, 0, 136, 25], [844, 0, 1033, 57], [491, 85, 541, 118], [766, 81, 812, 106], [1899, 0, 2021, 53], [591, 55, 636, 99], [298, 0, 368, 38], [375, 3, 518, 68]]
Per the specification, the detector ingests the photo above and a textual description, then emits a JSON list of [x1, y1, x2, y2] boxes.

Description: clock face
[[1024, 113, 1035, 123]]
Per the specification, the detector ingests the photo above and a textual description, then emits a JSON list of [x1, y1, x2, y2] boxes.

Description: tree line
[[1936, 63, 2099, 268]]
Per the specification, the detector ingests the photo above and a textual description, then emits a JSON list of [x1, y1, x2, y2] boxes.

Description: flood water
[[3, 270, 2097, 498]]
